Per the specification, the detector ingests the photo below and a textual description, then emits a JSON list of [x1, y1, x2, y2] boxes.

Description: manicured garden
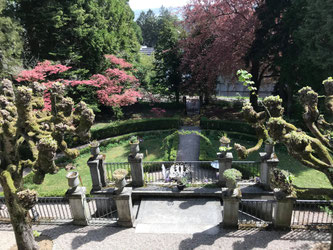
[[22, 130, 178, 196], [200, 130, 332, 189]]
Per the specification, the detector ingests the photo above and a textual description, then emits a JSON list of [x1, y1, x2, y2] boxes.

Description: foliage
[[240, 76, 333, 187], [270, 168, 296, 197], [200, 117, 255, 136], [113, 168, 128, 180], [129, 136, 138, 144], [17, 0, 140, 76], [237, 70, 257, 94], [16, 55, 142, 113], [0, 0, 23, 79], [180, 0, 262, 100], [90, 117, 181, 142], [22, 130, 178, 196], [223, 168, 242, 182], [154, 10, 183, 102], [0, 79, 94, 248], [136, 9, 159, 47], [133, 53, 157, 94], [90, 140, 99, 147]]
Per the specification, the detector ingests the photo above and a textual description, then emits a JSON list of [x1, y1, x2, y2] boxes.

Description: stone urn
[[129, 136, 139, 155], [66, 171, 80, 189], [219, 135, 231, 157], [113, 169, 128, 193], [264, 143, 274, 156], [90, 140, 100, 157]]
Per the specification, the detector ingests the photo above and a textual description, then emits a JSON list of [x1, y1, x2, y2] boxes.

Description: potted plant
[[113, 168, 128, 191], [129, 136, 140, 155], [223, 168, 242, 189], [177, 177, 187, 191], [219, 133, 232, 157], [90, 140, 100, 156], [66, 171, 80, 189], [219, 132, 231, 147]]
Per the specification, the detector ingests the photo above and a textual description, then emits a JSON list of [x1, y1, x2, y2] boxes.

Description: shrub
[[200, 117, 255, 135]]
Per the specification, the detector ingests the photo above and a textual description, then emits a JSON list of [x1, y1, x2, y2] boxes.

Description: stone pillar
[[272, 195, 294, 229], [259, 152, 279, 190], [222, 188, 241, 228], [66, 187, 90, 226], [114, 187, 134, 227], [217, 152, 233, 186], [87, 155, 106, 191], [128, 153, 144, 187]]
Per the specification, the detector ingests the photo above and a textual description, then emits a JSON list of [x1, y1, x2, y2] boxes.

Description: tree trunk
[[0, 177, 39, 250]]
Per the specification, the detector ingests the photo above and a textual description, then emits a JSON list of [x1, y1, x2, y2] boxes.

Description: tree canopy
[[180, 0, 261, 101], [0, 0, 23, 79], [17, 0, 140, 76]]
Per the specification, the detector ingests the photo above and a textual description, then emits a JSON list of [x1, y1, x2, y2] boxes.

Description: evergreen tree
[[0, 0, 23, 79], [17, 0, 140, 76], [154, 12, 183, 102], [136, 9, 159, 47]]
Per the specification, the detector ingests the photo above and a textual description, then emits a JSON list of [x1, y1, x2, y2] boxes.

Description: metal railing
[[232, 161, 260, 180], [104, 162, 131, 183], [104, 160, 260, 185], [0, 197, 10, 223], [30, 197, 72, 224], [292, 200, 333, 229], [238, 199, 274, 228], [142, 161, 218, 184], [86, 197, 118, 225]]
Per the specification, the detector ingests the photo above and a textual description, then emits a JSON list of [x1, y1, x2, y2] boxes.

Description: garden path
[[176, 126, 201, 161]]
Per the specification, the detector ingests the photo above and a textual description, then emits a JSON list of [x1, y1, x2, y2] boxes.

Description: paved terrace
[[0, 223, 330, 250]]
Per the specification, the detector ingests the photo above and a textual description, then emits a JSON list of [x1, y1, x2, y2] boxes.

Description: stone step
[[135, 197, 222, 234]]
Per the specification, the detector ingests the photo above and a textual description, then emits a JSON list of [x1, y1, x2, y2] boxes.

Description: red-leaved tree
[[16, 55, 142, 113], [180, 0, 262, 102]]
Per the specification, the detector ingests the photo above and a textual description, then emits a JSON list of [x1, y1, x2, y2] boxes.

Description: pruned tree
[[235, 75, 333, 186], [0, 79, 94, 249]]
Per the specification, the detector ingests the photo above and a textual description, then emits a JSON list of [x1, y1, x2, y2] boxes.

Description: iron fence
[[86, 197, 118, 225], [0, 197, 10, 223], [238, 199, 274, 228], [232, 161, 260, 180], [0, 197, 72, 224], [30, 197, 72, 224], [104, 160, 260, 185], [292, 200, 333, 229], [142, 161, 218, 184], [104, 162, 131, 183]]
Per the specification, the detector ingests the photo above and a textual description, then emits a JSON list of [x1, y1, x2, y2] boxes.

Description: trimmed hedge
[[200, 117, 256, 135], [91, 118, 181, 140]]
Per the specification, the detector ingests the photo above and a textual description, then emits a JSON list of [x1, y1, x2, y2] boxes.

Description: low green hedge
[[91, 118, 181, 140], [66, 117, 181, 147], [200, 117, 256, 135]]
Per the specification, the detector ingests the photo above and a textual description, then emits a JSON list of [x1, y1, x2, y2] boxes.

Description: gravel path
[[0, 224, 330, 250], [176, 126, 201, 161]]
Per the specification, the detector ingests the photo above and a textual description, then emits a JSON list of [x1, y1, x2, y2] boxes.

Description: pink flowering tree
[[16, 55, 142, 117]]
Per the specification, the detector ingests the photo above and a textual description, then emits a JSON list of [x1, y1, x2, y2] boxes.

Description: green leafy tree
[[154, 12, 183, 103], [0, 0, 23, 79], [17, 0, 140, 76]]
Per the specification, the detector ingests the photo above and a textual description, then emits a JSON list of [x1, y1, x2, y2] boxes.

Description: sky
[[129, 0, 188, 11]]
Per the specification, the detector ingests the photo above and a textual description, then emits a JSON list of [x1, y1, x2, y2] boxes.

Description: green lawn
[[23, 130, 178, 196], [200, 130, 332, 189]]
